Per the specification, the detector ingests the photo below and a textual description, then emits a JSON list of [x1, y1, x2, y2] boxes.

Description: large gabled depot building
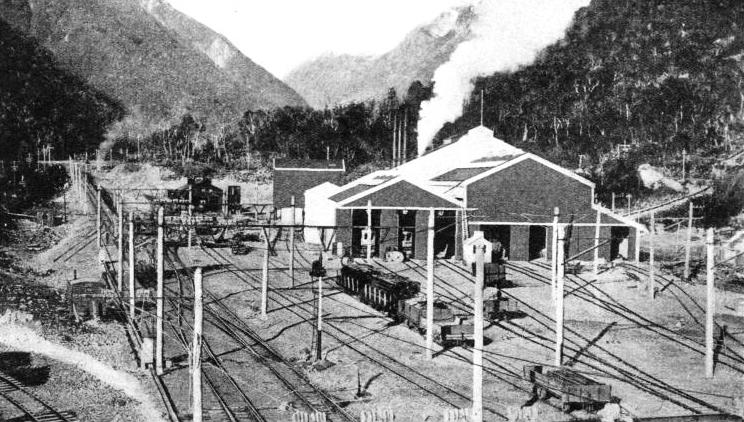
[[304, 126, 645, 262]]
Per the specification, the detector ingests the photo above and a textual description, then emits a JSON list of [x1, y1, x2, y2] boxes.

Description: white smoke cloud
[[417, 0, 590, 156]]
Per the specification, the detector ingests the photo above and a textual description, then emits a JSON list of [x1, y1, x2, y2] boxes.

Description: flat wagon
[[524, 365, 612, 412]]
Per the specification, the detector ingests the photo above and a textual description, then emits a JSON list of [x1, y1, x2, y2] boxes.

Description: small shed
[[304, 182, 341, 247], [273, 158, 345, 210], [463, 231, 493, 266], [167, 177, 223, 212]]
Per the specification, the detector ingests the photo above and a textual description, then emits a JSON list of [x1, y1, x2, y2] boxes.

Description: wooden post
[[705, 228, 715, 378], [550, 207, 560, 299], [611, 192, 616, 212], [392, 112, 398, 167], [155, 207, 164, 375], [472, 246, 485, 422], [402, 109, 408, 164], [261, 228, 269, 319], [627, 194, 632, 210], [684, 201, 693, 280], [593, 208, 601, 279], [454, 209, 461, 260], [426, 208, 435, 360], [128, 211, 135, 321], [316, 274, 323, 361], [682, 149, 687, 180], [117, 197, 124, 291], [290, 196, 295, 286], [188, 186, 193, 249], [555, 225, 565, 367], [649, 211, 655, 300], [192, 267, 203, 422], [96, 185, 101, 248], [366, 200, 373, 261]]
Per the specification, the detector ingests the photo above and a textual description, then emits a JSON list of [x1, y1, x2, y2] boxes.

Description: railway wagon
[[524, 365, 612, 412], [338, 263, 420, 314], [471, 262, 507, 287], [484, 296, 519, 320], [398, 297, 474, 346]]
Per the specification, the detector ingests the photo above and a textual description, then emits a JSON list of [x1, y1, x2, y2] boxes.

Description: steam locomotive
[[338, 263, 475, 346]]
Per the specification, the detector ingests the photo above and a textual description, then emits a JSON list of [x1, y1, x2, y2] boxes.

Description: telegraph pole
[[555, 224, 565, 367], [316, 273, 323, 361], [188, 185, 193, 249], [117, 197, 124, 291], [472, 245, 485, 422], [649, 211, 656, 300], [705, 228, 715, 378], [366, 200, 373, 261], [96, 185, 102, 248], [426, 208, 435, 360], [551, 207, 560, 299], [261, 228, 269, 319], [155, 207, 164, 375], [593, 208, 601, 279], [192, 267, 203, 422], [128, 211, 135, 321], [290, 196, 296, 286]]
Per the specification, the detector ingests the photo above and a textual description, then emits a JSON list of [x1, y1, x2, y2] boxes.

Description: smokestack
[[416, 0, 589, 156]]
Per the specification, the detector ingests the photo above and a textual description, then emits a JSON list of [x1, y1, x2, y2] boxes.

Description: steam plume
[[417, 0, 589, 156]]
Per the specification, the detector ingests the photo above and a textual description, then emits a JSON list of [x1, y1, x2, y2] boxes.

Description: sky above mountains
[[167, 0, 468, 77]]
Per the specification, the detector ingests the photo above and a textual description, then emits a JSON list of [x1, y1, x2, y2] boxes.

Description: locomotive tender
[[338, 263, 475, 346]]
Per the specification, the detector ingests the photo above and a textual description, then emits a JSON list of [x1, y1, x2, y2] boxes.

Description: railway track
[[164, 248, 357, 422], [0, 370, 78, 422], [197, 244, 509, 419]]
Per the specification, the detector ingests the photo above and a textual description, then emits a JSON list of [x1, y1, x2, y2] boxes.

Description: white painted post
[[684, 201, 693, 280], [593, 208, 601, 279], [555, 225, 565, 367], [366, 200, 373, 261], [550, 207, 560, 299], [290, 196, 295, 286], [128, 211, 135, 321], [472, 245, 485, 422], [192, 267, 203, 422], [316, 274, 323, 361], [705, 228, 715, 378], [96, 185, 101, 248], [261, 228, 269, 319], [188, 186, 193, 249], [156, 207, 164, 375], [426, 208, 435, 360], [649, 211, 655, 300], [117, 197, 124, 291]]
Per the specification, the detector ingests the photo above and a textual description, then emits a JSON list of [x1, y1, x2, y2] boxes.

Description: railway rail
[[0, 370, 78, 422]]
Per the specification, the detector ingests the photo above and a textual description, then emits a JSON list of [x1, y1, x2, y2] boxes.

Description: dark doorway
[[528, 225, 547, 260], [482, 225, 510, 261], [397, 210, 416, 259], [610, 226, 630, 260], [352, 209, 380, 257], [434, 210, 456, 259]]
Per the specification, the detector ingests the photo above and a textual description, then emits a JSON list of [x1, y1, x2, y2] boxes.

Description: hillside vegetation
[[0, 0, 305, 159]]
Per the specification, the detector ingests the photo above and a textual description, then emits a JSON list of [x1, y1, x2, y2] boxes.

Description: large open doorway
[[482, 225, 510, 260], [611, 226, 630, 260], [397, 210, 417, 259], [434, 210, 456, 259], [351, 209, 380, 257], [528, 225, 547, 260]]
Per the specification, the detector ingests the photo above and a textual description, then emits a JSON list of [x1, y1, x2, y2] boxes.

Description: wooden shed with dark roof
[[273, 158, 345, 209]]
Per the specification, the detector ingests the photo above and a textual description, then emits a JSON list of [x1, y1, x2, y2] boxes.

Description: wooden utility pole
[[155, 206, 164, 375], [402, 109, 408, 164], [611, 192, 616, 212], [128, 211, 135, 321], [426, 208, 435, 360], [705, 228, 715, 378], [261, 228, 269, 319], [366, 200, 373, 261], [316, 273, 323, 361], [188, 186, 193, 249], [551, 207, 560, 299], [627, 194, 632, 210], [649, 211, 656, 300], [555, 225, 565, 367], [593, 208, 601, 279], [96, 185, 101, 248], [684, 201, 694, 280], [682, 149, 687, 180], [117, 197, 124, 291], [192, 267, 203, 422], [290, 196, 295, 286], [472, 245, 485, 422]]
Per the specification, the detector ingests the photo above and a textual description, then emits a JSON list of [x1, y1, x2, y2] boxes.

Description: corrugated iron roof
[[431, 167, 494, 182], [274, 158, 345, 170], [329, 184, 375, 202]]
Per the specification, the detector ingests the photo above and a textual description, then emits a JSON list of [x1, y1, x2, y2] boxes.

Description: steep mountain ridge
[[285, 5, 475, 108], [0, 0, 306, 139]]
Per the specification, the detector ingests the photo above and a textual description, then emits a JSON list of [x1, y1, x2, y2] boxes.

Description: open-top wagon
[[524, 365, 612, 412]]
